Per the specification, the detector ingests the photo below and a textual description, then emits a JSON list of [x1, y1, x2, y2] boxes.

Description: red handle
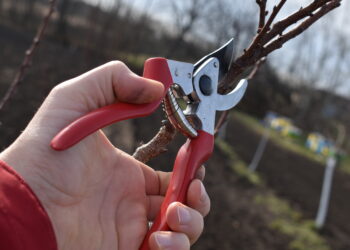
[[140, 131, 214, 250], [51, 58, 173, 150]]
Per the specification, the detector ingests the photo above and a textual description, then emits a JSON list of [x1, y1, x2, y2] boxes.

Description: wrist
[[0, 143, 54, 219]]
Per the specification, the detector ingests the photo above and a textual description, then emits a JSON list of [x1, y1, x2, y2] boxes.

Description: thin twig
[[133, 121, 177, 163], [256, 0, 267, 32], [214, 111, 229, 136], [0, 0, 57, 111], [246, 0, 287, 59]]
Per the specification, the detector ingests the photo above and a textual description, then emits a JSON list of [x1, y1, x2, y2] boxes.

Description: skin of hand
[[0, 62, 211, 250]]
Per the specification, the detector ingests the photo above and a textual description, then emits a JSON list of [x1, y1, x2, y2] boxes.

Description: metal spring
[[163, 88, 198, 138]]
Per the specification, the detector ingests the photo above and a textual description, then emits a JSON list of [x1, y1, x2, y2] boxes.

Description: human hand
[[0, 62, 210, 250]]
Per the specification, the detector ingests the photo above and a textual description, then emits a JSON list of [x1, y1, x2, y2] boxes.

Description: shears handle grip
[[140, 131, 214, 250], [51, 58, 173, 150]]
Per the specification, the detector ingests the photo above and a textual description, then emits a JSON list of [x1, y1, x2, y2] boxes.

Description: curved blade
[[216, 79, 248, 111], [194, 38, 234, 81]]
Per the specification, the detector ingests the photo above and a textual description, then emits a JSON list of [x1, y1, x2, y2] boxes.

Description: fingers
[[139, 162, 161, 195], [166, 202, 204, 244], [51, 61, 164, 113], [148, 202, 204, 249], [149, 231, 190, 250], [186, 179, 210, 217], [143, 165, 206, 197], [111, 62, 164, 104], [145, 166, 209, 221]]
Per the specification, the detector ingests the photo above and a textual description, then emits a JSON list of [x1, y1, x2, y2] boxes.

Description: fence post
[[248, 126, 270, 172], [315, 156, 337, 229]]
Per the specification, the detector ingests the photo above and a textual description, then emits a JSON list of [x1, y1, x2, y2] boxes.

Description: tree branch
[[133, 121, 177, 163], [263, 0, 341, 56], [256, 0, 267, 31], [133, 0, 342, 163], [245, 0, 287, 60], [262, 0, 332, 44], [0, 0, 57, 111], [220, 0, 341, 93]]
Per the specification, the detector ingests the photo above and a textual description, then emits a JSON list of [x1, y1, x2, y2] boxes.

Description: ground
[[222, 114, 350, 250]]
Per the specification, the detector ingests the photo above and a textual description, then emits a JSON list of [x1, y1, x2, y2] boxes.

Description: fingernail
[[155, 232, 172, 249], [177, 205, 191, 225], [200, 182, 208, 203]]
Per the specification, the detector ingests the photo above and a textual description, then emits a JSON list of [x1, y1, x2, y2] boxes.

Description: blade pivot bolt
[[199, 75, 213, 96]]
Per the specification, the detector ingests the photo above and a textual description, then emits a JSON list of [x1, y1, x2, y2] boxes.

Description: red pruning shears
[[51, 39, 248, 249]]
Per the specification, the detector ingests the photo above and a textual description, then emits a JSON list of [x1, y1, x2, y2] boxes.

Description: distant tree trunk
[[9, 0, 19, 22], [96, 0, 123, 50], [55, 0, 71, 46], [166, 0, 204, 57], [22, 0, 38, 27], [0, 0, 3, 16]]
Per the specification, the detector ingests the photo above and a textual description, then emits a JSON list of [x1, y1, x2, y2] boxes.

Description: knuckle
[[196, 211, 204, 232], [50, 82, 69, 96], [181, 208, 203, 244], [180, 233, 191, 249], [106, 60, 128, 72], [203, 197, 211, 217]]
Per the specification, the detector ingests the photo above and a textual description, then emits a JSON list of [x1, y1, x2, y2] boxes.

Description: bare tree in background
[[126, 0, 155, 54], [0, 0, 3, 15], [96, 0, 124, 50], [22, 0, 39, 25], [166, 0, 208, 57], [55, 0, 73, 45], [9, 0, 19, 21], [204, 0, 256, 56], [0, 0, 57, 111]]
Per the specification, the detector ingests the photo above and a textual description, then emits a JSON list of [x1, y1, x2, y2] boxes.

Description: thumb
[[51, 61, 164, 113], [27, 61, 164, 138]]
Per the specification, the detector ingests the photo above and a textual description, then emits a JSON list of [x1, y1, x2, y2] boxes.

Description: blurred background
[[0, 0, 349, 249]]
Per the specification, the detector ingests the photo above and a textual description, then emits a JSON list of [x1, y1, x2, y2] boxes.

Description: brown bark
[[133, 121, 177, 163]]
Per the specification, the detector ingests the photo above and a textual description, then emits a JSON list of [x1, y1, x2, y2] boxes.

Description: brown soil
[[192, 148, 291, 250]]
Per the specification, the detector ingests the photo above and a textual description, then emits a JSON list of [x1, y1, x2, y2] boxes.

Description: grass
[[216, 139, 263, 186], [216, 138, 331, 250], [339, 155, 350, 175], [232, 111, 328, 165], [255, 195, 330, 250]]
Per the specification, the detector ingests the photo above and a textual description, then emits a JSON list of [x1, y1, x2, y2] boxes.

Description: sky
[[82, 0, 350, 97]]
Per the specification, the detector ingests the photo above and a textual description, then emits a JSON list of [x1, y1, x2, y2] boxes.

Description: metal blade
[[216, 79, 248, 111], [194, 38, 234, 81]]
